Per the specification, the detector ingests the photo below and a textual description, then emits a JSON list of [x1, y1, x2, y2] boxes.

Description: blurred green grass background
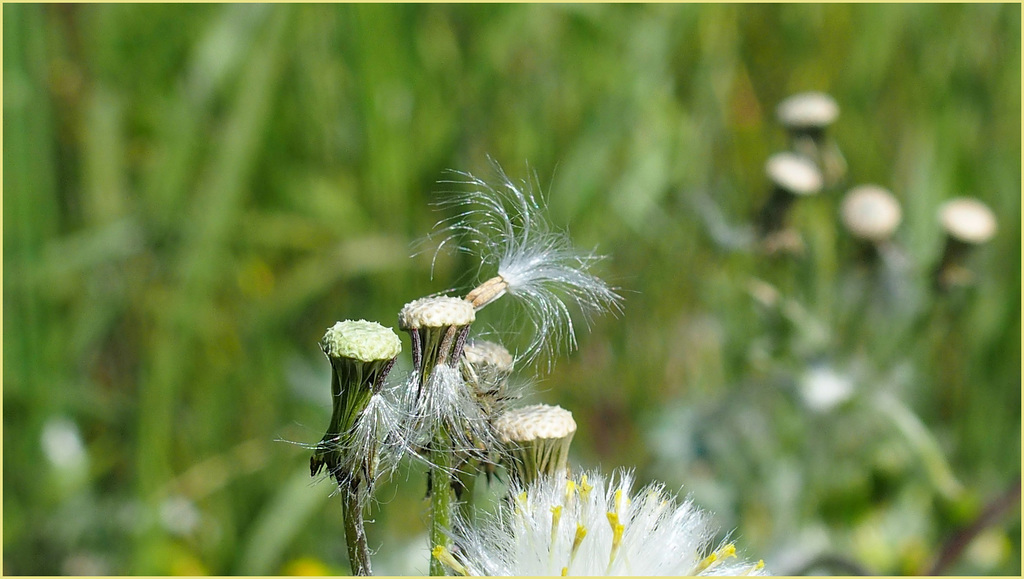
[[3, 3, 1020, 575]]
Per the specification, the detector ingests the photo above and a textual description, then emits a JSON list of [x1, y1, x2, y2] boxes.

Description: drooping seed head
[[766, 153, 823, 196], [840, 185, 903, 242], [776, 91, 839, 131], [939, 197, 997, 244], [321, 320, 402, 362], [398, 296, 476, 330]]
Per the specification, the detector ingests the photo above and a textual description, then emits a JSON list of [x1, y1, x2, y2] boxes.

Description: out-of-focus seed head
[[461, 339, 518, 404], [463, 339, 515, 373], [777, 91, 839, 130], [939, 197, 997, 244], [766, 153, 823, 196], [840, 185, 903, 242]]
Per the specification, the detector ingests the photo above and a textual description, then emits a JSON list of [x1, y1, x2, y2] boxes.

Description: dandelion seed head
[[432, 160, 623, 365], [399, 296, 476, 330], [321, 320, 402, 362], [776, 92, 839, 130], [312, 321, 402, 494], [939, 197, 997, 244], [766, 153, 822, 197], [840, 185, 902, 242], [437, 469, 770, 576]]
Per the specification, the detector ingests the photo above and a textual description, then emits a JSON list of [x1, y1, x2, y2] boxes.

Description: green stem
[[342, 483, 372, 576], [429, 435, 453, 576], [455, 458, 478, 523], [873, 391, 964, 501]]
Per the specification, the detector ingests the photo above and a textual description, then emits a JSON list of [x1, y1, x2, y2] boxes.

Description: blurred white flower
[[41, 416, 88, 472], [431, 159, 623, 366], [159, 494, 201, 536], [799, 365, 854, 413], [434, 468, 768, 576]]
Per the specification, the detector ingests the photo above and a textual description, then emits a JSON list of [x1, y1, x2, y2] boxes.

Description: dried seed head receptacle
[[461, 339, 517, 416], [452, 339, 520, 499], [311, 320, 402, 576], [400, 296, 476, 381], [494, 403, 577, 487]]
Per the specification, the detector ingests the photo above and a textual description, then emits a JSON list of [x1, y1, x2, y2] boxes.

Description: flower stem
[[429, 434, 453, 576], [342, 482, 372, 576]]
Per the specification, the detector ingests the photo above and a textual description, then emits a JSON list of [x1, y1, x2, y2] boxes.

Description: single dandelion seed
[[933, 197, 997, 290], [756, 152, 823, 255], [494, 404, 577, 487], [435, 469, 769, 576], [431, 160, 623, 366], [776, 91, 846, 187], [310, 319, 402, 576]]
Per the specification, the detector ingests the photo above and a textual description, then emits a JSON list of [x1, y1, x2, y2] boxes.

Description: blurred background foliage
[[3, 3, 1020, 575]]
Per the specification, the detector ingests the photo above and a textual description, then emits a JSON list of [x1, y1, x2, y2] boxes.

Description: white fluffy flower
[[434, 469, 768, 576], [431, 160, 623, 365]]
